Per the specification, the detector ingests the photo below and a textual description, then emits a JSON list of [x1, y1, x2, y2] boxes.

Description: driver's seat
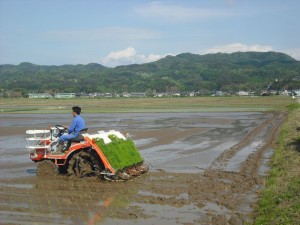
[[63, 128, 88, 151]]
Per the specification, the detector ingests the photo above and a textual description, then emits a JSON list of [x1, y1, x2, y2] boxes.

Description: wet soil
[[0, 112, 286, 224]]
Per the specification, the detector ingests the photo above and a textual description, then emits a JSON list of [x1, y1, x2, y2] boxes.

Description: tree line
[[0, 51, 299, 97]]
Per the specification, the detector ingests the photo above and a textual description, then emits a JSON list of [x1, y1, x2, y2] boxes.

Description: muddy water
[[0, 112, 268, 177], [0, 112, 281, 224]]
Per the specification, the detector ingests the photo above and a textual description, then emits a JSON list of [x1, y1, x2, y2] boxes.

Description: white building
[[28, 93, 53, 98], [54, 93, 75, 98], [237, 91, 250, 96], [292, 90, 300, 97]]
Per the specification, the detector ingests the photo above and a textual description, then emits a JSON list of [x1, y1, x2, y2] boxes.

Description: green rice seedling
[[95, 135, 143, 171]]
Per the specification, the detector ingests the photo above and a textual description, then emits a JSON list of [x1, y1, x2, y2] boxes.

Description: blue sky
[[0, 0, 299, 67]]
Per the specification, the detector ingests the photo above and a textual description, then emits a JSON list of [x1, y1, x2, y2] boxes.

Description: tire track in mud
[[192, 112, 287, 224], [238, 112, 286, 177], [208, 112, 286, 172]]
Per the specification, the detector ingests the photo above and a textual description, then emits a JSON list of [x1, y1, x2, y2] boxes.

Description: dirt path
[[0, 112, 286, 224]]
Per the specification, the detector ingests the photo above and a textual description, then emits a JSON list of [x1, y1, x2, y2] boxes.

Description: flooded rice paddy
[[0, 112, 285, 224]]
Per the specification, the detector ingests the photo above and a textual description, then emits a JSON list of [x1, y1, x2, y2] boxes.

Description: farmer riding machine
[[25, 125, 148, 180]]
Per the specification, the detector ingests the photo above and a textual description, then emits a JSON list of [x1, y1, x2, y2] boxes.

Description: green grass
[[254, 109, 300, 224], [95, 135, 143, 171], [286, 103, 300, 111]]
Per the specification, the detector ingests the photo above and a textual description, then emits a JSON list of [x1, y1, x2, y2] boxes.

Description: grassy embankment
[[254, 103, 300, 224], [0, 96, 295, 113]]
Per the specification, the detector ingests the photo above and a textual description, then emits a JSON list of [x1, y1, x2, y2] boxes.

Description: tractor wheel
[[67, 151, 101, 178], [37, 160, 58, 177]]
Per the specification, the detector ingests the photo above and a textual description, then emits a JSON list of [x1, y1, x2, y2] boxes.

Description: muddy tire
[[37, 160, 58, 177], [67, 151, 101, 178]]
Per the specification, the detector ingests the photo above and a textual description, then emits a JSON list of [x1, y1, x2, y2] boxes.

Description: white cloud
[[101, 47, 167, 67], [282, 48, 300, 60], [135, 2, 233, 21], [146, 53, 164, 62], [105, 47, 137, 61], [203, 43, 273, 54]]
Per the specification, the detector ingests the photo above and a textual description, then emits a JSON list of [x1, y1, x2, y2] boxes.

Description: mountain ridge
[[1, 51, 299, 96]]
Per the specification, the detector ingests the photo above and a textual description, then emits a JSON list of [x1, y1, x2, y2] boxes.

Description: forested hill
[[1, 51, 300, 96]]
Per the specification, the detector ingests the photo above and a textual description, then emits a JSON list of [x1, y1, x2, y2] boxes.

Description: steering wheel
[[55, 125, 67, 132]]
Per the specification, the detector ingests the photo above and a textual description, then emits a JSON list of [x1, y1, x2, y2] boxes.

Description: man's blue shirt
[[68, 115, 86, 136]]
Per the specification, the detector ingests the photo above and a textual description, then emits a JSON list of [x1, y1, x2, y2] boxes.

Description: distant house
[[154, 93, 166, 97], [215, 91, 224, 96], [281, 90, 291, 96], [237, 91, 250, 96], [189, 92, 195, 97], [55, 93, 75, 98], [130, 92, 146, 98], [122, 92, 131, 98], [261, 91, 271, 96], [28, 93, 53, 99], [292, 90, 300, 97], [104, 93, 112, 98], [172, 93, 181, 97]]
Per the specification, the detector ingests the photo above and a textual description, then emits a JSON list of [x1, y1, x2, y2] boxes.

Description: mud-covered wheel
[[67, 151, 100, 178], [37, 160, 58, 176]]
